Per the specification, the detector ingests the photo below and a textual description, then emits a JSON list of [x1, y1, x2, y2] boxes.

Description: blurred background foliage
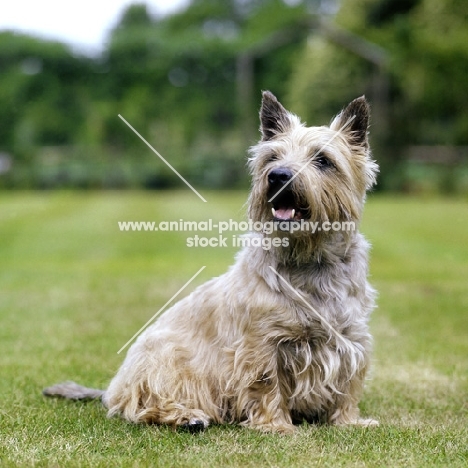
[[0, 0, 467, 192]]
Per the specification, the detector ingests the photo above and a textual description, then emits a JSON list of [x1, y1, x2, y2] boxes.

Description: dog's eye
[[315, 155, 334, 170], [266, 154, 278, 163]]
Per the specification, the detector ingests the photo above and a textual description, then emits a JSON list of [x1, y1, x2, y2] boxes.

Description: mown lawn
[[0, 191, 466, 467]]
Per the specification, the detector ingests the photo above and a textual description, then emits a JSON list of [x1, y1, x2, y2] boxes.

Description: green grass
[[0, 191, 467, 467]]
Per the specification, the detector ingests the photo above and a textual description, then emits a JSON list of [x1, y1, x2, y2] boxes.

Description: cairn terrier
[[44, 91, 379, 433]]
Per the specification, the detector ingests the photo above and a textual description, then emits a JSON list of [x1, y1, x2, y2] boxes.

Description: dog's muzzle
[[267, 167, 308, 221]]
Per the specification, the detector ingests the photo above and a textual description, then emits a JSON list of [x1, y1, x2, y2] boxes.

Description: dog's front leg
[[328, 367, 379, 427], [243, 394, 296, 434], [230, 348, 296, 434]]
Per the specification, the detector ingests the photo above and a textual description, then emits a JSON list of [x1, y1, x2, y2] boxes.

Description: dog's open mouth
[[269, 188, 308, 221]]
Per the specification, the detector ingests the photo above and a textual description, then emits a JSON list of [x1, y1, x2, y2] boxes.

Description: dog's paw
[[334, 417, 379, 427], [355, 418, 379, 427], [179, 419, 208, 433], [271, 424, 297, 435], [245, 421, 297, 434]]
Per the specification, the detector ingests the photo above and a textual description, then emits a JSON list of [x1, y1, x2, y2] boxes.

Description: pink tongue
[[275, 208, 294, 220]]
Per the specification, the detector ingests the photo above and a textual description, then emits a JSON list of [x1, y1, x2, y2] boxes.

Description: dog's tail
[[43, 381, 105, 401]]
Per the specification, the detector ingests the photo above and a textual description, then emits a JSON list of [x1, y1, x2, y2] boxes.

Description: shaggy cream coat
[[44, 91, 379, 433]]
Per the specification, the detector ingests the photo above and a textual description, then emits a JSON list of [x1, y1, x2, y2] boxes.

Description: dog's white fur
[[44, 91, 379, 433]]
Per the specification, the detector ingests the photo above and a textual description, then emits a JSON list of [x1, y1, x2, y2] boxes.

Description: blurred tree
[[102, 0, 310, 164], [6, 0, 466, 191], [0, 32, 94, 156], [0, 0, 312, 188]]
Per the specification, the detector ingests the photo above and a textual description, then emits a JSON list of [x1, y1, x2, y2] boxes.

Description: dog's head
[[248, 91, 378, 241]]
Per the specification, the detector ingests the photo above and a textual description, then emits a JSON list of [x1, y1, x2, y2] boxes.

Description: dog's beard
[[246, 179, 357, 265]]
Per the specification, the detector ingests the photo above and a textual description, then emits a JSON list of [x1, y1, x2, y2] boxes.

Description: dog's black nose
[[268, 167, 293, 186]]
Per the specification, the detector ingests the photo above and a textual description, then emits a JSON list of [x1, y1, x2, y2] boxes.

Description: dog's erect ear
[[330, 96, 370, 147], [260, 91, 291, 141]]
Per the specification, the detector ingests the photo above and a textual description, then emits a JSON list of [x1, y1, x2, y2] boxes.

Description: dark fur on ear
[[260, 91, 292, 141], [330, 96, 370, 147]]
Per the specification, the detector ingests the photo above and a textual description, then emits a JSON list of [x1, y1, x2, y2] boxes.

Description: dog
[[44, 91, 379, 433]]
